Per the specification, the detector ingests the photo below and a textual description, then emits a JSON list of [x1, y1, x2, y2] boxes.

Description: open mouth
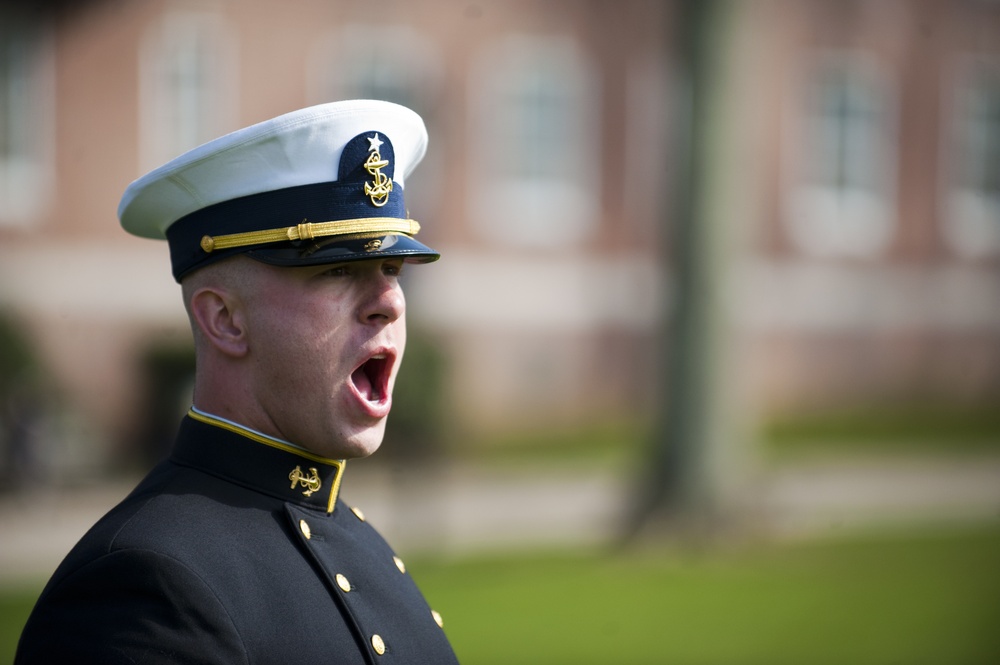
[[350, 353, 393, 403]]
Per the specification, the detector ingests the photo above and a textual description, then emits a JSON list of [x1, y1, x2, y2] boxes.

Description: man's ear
[[189, 287, 249, 358]]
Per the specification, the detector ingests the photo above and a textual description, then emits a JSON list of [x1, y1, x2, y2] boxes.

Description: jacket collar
[[171, 410, 346, 513]]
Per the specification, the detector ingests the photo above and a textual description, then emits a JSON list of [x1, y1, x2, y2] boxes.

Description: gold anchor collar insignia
[[289, 466, 322, 496], [363, 132, 393, 207]]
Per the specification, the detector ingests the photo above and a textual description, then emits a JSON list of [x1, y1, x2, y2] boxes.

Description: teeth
[[371, 354, 386, 360]]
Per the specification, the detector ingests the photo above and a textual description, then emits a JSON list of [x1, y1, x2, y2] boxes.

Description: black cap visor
[[245, 232, 439, 268]]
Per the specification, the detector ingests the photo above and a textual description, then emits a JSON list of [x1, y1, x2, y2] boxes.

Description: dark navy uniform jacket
[[16, 412, 460, 664]]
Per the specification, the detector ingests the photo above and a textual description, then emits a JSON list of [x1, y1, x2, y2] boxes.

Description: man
[[17, 100, 460, 664]]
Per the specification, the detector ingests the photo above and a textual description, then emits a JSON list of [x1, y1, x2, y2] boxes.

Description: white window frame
[[138, 11, 238, 172], [783, 50, 897, 258], [468, 34, 600, 248], [941, 54, 1000, 258], [0, 13, 54, 226]]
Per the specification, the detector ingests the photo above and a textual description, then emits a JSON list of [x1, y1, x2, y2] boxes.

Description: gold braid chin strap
[[199, 218, 421, 253]]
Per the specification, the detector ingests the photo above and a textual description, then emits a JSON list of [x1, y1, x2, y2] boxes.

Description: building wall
[[744, 0, 1000, 416]]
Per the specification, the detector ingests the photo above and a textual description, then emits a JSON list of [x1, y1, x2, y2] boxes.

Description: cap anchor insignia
[[363, 133, 393, 207]]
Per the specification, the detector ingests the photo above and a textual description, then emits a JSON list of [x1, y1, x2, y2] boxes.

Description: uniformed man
[[16, 100, 460, 664]]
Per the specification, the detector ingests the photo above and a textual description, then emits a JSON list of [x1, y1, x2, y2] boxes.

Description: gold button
[[393, 556, 406, 574], [371, 634, 385, 655], [431, 609, 444, 628], [336, 573, 351, 593], [351, 506, 366, 522], [299, 519, 311, 539]]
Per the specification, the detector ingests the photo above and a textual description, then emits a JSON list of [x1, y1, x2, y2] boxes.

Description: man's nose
[[359, 274, 405, 324]]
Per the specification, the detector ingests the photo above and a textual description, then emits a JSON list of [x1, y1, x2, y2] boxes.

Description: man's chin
[[342, 441, 382, 460], [324, 425, 386, 460]]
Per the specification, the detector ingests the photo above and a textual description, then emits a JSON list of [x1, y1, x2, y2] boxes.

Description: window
[[784, 51, 896, 257], [310, 24, 442, 117], [468, 34, 600, 247], [139, 11, 237, 171], [943, 55, 1000, 258], [0, 10, 53, 225]]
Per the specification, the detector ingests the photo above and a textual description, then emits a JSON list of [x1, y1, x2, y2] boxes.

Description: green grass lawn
[[761, 406, 1000, 460], [0, 586, 39, 665], [452, 405, 1000, 473], [413, 527, 1000, 665], [5, 526, 997, 664]]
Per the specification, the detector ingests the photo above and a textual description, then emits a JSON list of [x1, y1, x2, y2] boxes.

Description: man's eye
[[321, 266, 349, 277], [383, 263, 403, 277]]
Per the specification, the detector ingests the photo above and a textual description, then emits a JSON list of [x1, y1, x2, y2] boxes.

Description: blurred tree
[[625, 0, 755, 541]]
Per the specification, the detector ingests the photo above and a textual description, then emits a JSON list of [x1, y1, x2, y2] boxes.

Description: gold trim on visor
[[199, 217, 422, 254]]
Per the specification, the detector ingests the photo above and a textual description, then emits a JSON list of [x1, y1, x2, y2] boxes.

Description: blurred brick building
[[0, 0, 998, 470]]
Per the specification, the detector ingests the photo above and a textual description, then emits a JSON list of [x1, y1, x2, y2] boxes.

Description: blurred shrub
[[0, 311, 39, 398], [0, 310, 47, 490], [132, 342, 195, 468], [382, 327, 448, 458]]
